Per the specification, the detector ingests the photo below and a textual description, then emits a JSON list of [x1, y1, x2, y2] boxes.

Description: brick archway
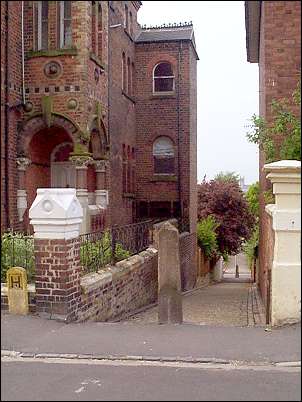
[[17, 114, 79, 157]]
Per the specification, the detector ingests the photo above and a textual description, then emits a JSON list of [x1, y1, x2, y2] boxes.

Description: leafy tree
[[197, 216, 219, 259], [214, 171, 240, 184], [246, 81, 301, 162], [245, 181, 260, 219], [197, 179, 256, 256]]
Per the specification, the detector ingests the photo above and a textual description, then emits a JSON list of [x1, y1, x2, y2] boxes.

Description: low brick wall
[[1, 283, 36, 313], [179, 232, 197, 291], [77, 247, 158, 322]]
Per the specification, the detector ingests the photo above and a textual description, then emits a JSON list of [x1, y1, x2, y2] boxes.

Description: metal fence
[[80, 220, 154, 275], [1, 231, 35, 283]]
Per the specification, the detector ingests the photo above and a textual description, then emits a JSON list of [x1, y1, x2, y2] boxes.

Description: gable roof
[[245, 1, 261, 63], [135, 23, 199, 60]]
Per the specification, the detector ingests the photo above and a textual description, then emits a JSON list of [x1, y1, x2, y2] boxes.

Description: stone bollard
[[213, 256, 223, 281], [29, 188, 83, 322], [7, 267, 29, 315], [158, 222, 183, 324]]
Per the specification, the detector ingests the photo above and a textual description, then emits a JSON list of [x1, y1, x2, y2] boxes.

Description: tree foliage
[[214, 171, 240, 184], [197, 179, 256, 256], [197, 216, 219, 259], [245, 181, 260, 219], [246, 81, 301, 162]]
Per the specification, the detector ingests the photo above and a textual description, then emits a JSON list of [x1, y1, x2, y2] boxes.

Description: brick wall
[[258, 210, 275, 310], [179, 231, 197, 291], [1, 1, 23, 231], [135, 40, 197, 231], [77, 248, 158, 322], [258, 1, 300, 307]]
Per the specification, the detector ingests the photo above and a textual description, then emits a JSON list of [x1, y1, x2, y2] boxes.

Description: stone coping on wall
[[80, 247, 158, 294]]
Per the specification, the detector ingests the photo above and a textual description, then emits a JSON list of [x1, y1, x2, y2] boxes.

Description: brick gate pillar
[[263, 160, 301, 326], [29, 188, 83, 322]]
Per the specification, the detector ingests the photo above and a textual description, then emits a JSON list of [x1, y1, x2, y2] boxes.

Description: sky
[[137, 1, 259, 185]]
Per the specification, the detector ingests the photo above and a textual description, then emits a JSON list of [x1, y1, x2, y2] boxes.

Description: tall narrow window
[[124, 4, 128, 30], [131, 147, 135, 193], [153, 137, 175, 174], [131, 62, 135, 95], [127, 146, 131, 193], [153, 62, 175, 93], [127, 57, 131, 95], [97, 3, 103, 59], [129, 11, 133, 36], [122, 52, 126, 91], [91, 1, 97, 54], [35, 1, 48, 50], [122, 144, 127, 193], [60, 1, 72, 48]]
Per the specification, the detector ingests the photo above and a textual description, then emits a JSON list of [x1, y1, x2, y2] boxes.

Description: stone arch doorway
[[22, 126, 74, 228]]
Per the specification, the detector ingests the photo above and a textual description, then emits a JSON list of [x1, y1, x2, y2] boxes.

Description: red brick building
[[245, 1, 301, 308], [1, 1, 198, 236]]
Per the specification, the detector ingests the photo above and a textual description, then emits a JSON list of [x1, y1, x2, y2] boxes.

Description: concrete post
[[213, 256, 223, 281], [29, 188, 83, 322], [94, 160, 109, 208], [16, 157, 31, 222], [158, 222, 183, 324], [263, 160, 301, 326], [70, 156, 92, 234]]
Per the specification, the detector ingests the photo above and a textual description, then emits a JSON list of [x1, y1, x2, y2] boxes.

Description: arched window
[[91, 1, 97, 54], [153, 137, 175, 174], [153, 62, 175, 93], [127, 57, 131, 95], [34, 1, 49, 50], [97, 2, 103, 59], [122, 52, 126, 91]]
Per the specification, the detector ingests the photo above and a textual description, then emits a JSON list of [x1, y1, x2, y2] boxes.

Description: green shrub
[[243, 225, 259, 269], [80, 230, 131, 274], [1, 232, 35, 283], [197, 216, 219, 259]]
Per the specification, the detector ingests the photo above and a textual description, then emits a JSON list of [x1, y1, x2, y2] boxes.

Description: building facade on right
[[245, 1, 301, 311]]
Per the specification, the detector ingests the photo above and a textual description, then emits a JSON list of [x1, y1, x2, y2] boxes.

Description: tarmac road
[[1, 357, 301, 401]]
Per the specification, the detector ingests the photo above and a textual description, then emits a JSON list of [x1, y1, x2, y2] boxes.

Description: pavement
[[1, 252, 300, 401]]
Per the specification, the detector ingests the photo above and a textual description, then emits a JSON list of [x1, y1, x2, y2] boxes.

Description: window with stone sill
[[59, 1, 72, 49], [34, 1, 49, 51], [153, 136, 175, 174], [153, 62, 175, 93]]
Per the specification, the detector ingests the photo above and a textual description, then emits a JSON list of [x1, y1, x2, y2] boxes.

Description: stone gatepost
[[29, 188, 83, 322], [263, 160, 301, 326], [94, 160, 109, 208], [158, 222, 183, 324], [70, 156, 92, 234]]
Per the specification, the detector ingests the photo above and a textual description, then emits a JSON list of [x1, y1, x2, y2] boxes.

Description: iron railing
[[1, 231, 35, 283], [80, 220, 154, 275]]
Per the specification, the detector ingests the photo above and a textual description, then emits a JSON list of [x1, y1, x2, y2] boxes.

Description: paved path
[[123, 253, 263, 326]]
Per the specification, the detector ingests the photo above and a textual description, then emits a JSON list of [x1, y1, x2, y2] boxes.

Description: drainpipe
[[177, 42, 182, 221], [5, 2, 10, 228], [21, 1, 25, 104], [107, 1, 111, 225]]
